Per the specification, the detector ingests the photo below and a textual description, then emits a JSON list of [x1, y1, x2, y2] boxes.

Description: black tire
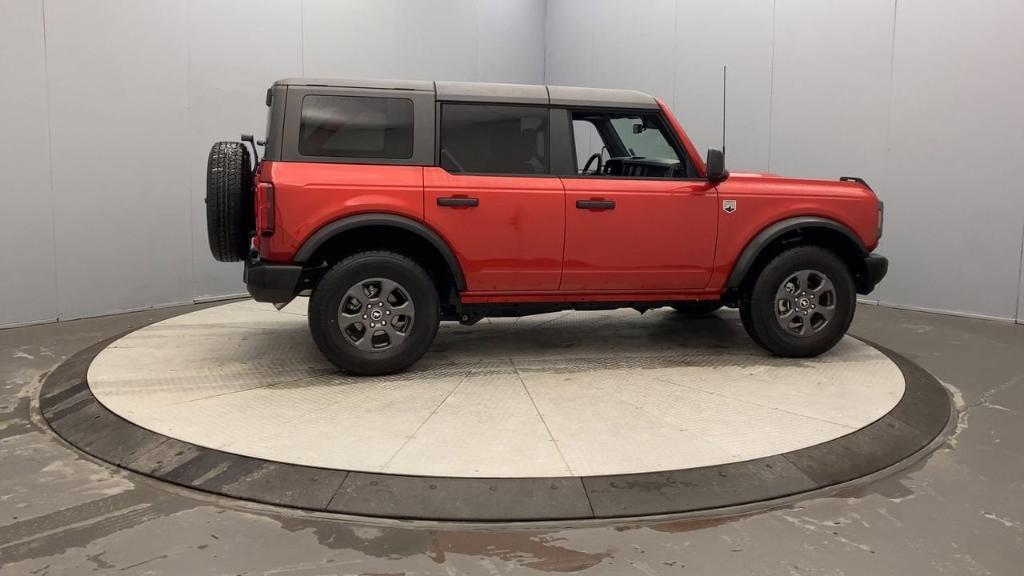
[[671, 301, 723, 316], [206, 141, 254, 262], [739, 246, 855, 357], [308, 251, 440, 376]]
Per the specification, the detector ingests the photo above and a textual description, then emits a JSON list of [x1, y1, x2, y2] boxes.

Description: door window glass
[[569, 110, 692, 178], [610, 117, 678, 160], [440, 104, 548, 174]]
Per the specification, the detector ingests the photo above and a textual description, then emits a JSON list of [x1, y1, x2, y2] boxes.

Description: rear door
[[424, 103, 564, 292]]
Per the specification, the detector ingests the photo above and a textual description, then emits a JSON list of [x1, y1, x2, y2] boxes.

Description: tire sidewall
[[749, 247, 855, 356], [205, 142, 253, 262], [309, 253, 439, 375]]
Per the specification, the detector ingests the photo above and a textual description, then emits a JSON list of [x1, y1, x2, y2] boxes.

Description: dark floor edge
[[38, 317, 953, 523]]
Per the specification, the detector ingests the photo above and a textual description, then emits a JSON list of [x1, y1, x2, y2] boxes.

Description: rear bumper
[[243, 260, 302, 303], [857, 253, 889, 295]]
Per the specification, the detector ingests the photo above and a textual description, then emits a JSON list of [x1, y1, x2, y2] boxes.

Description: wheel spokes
[[794, 270, 811, 292], [774, 269, 838, 337], [337, 277, 416, 352]]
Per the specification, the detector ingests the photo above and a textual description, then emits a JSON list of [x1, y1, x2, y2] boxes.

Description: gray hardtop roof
[[273, 77, 658, 109]]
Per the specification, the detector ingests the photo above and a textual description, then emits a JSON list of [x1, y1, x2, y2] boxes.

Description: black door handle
[[576, 199, 615, 210], [437, 197, 479, 207]]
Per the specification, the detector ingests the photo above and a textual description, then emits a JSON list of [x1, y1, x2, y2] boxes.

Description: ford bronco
[[206, 78, 887, 375]]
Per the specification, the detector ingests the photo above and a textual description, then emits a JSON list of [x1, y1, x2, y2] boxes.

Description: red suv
[[206, 78, 887, 375]]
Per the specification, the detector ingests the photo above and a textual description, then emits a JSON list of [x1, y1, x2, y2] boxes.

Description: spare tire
[[206, 141, 254, 262]]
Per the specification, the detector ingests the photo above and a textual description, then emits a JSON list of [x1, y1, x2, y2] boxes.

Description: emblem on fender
[[723, 199, 737, 213]]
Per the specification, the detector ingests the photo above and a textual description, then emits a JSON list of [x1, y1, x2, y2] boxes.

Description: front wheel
[[739, 246, 855, 357], [308, 251, 439, 375]]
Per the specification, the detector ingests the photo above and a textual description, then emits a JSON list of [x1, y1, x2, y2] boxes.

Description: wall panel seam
[[186, 0, 196, 296], [40, 0, 61, 321], [1015, 218, 1024, 322], [766, 0, 777, 171]]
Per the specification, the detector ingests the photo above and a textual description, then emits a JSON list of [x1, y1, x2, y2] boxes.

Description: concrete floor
[[1, 302, 1021, 575]]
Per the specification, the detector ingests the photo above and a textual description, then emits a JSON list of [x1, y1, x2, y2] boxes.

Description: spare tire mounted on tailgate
[[206, 141, 254, 262]]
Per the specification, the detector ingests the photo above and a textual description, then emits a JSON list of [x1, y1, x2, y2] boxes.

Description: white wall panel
[[544, 0, 595, 87], [674, 0, 773, 171], [545, 0, 772, 171], [396, 0, 479, 81], [477, 0, 546, 84], [880, 0, 1024, 319], [590, 0, 675, 100], [44, 0, 192, 319], [3, 0, 546, 326], [769, 0, 893, 183], [302, 0, 401, 79], [9, 0, 1022, 324], [546, 0, 676, 98], [188, 0, 303, 300], [0, 0, 57, 327]]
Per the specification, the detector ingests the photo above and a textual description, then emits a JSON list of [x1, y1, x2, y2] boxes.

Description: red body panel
[[259, 106, 880, 304], [560, 177, 717, 291], [706, 173, 879, 291], [423, 167, 564, 291], [259, 162, 424, 262]]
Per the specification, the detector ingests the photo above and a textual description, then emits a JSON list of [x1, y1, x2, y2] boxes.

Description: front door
[[559, 109, 717, 291], [423, 103, 564, 292]]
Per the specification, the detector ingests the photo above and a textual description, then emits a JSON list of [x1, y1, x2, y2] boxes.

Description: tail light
[[877, 200, 884, 240], [255, 182, 275, 238], [255, 161, 275, 242]]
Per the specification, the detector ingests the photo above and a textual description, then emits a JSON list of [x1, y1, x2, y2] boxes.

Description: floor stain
[[276, 518, 610, 572], [0, 490, 196, 568], [0, 396, 35, 439]]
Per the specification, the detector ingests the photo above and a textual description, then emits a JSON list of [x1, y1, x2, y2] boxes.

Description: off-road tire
[[670, 301, 723, 316], [739, 246, 855, 357], [309, 251, 440, 376], [206, 141, 254, 262]]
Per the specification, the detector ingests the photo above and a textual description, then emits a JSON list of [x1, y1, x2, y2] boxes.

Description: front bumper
[[857, 253, 889, 295], [243, 260, 303, 303]]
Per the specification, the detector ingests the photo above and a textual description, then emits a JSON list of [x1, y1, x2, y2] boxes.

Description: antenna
[[721, 65, 727, 159]]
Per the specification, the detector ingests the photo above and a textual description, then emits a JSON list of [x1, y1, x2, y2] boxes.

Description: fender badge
[[723, 199, 737, 213]]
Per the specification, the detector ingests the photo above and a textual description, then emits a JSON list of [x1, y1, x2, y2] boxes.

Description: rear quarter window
[[298, 95, 414, 159]]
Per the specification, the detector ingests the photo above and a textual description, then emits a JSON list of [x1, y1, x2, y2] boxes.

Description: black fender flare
[[725, 216, 867, 289], [294, 213, 467, 291]]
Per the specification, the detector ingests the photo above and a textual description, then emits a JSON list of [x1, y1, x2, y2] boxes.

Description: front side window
[[299, 95, 413, 159], [570, 110, 691, 178], [440, 104, 548, 175], [609, 117, 678, 160]]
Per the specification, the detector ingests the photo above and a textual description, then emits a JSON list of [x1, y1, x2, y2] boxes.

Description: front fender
[[724, 216, 867, 289]]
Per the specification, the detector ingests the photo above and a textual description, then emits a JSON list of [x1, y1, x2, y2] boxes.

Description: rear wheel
[[670, 301, 723, 316], [308, 251, 439, 375], [739, 246, 855, 357]]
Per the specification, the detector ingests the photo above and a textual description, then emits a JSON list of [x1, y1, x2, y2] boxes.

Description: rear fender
[[294, 213, 467, 292]]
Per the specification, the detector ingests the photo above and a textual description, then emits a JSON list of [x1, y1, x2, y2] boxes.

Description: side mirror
[[706, 148, 728, 181]]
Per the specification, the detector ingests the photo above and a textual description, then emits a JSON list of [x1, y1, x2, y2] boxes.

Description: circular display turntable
[[41, 300, 951, 522]]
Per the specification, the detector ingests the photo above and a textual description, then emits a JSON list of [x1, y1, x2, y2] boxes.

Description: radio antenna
[[721, 65, 727, 159]]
